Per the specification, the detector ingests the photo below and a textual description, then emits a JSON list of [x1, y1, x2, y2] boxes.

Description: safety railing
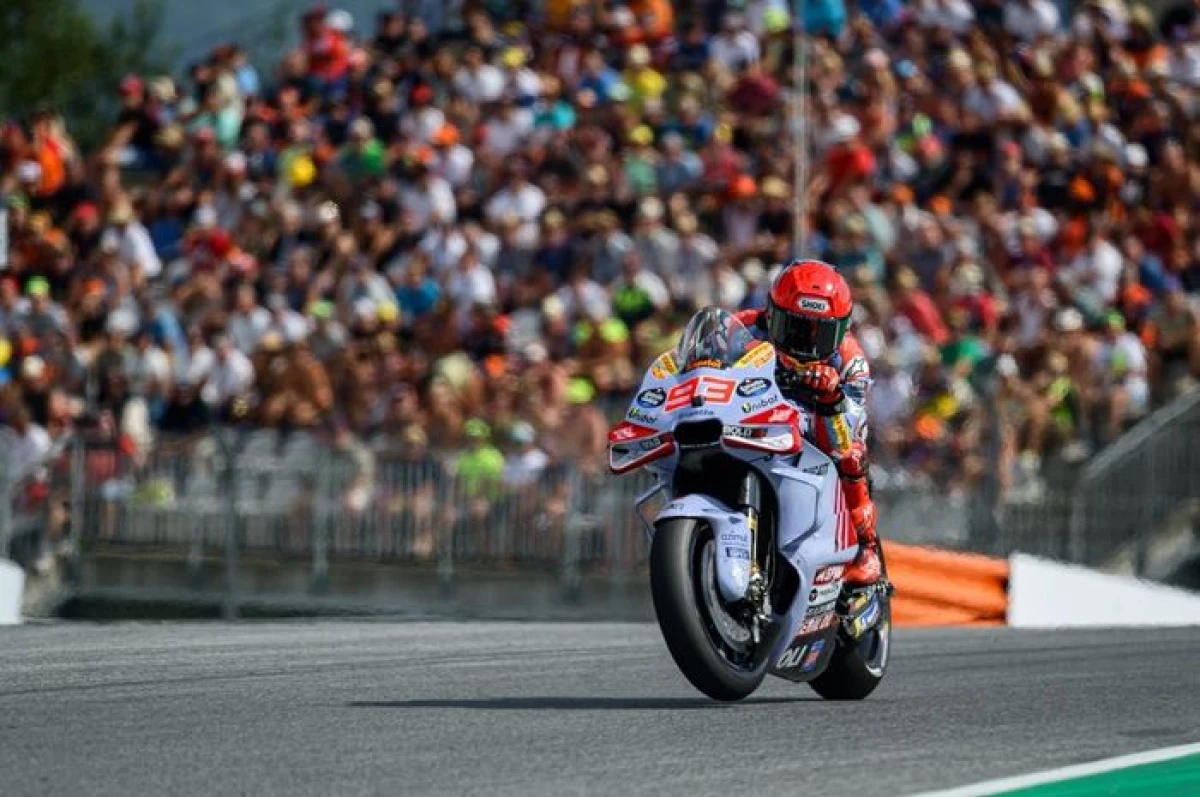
[[14, 411, 1194, 615], [1068, 390, 1200, 569]]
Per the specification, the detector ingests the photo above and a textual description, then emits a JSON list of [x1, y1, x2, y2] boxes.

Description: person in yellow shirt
[[623, 44, 667, 112]]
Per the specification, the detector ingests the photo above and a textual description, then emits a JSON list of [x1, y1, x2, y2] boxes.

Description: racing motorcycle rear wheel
[[808, 546, 891, 701], [650, 518, 769, 701]]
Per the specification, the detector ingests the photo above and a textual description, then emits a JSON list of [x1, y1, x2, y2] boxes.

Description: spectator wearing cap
[[21, 277, 68, 340], [338, 117, 385, 185], [499, 46, 541, 102], [106, 197, 162, 280], [430, 124, 473, 188], [302, 5, 350, 96], [722, 174, 761, 253], [399, 151, 456, 230], [114, 75, 161, 170], [623, 125, 659, 197], [1095, 311, 1151, 440], [632, 197, 680, 279], [612, 250, 669, 329], [400, 84, 445, 145]]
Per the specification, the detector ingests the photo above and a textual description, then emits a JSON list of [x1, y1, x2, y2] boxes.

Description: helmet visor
[[766, 303, 849, 361]]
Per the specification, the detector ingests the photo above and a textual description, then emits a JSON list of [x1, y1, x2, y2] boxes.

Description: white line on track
[[909, 741, 1200, 797]]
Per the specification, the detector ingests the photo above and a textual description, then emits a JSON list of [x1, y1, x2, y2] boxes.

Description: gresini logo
[[636, 387, 665, 408], [798, 297, 830, 313], [736, 378, 771, 397]]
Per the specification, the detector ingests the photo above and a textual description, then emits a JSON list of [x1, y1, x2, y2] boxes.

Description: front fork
[[737, 472, 771, 640]]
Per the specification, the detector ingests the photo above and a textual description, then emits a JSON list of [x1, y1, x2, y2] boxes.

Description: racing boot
[[839, 468, 881, 587], [844, 496, 881, 586]]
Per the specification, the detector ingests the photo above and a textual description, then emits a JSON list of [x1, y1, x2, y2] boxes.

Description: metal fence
[[1068, 390, 1200, 570], [21, 430, 660, 589], [4, 402, 1198, 612]]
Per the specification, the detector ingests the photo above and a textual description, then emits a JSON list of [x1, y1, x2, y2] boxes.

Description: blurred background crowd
[[1, 0, 1199, 505]]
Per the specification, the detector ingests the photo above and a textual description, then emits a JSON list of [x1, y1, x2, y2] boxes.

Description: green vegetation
[[0, 0, 169, 147]]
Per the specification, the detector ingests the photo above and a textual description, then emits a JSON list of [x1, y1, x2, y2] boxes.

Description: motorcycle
[[608, 307, 891, 701]]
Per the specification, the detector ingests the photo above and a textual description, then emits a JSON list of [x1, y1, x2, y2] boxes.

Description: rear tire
[[808, 549, 891, 701], [650, 519, 768, 701]]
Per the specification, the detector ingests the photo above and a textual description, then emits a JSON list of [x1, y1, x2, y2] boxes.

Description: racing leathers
[[734, 308, 881, 586]]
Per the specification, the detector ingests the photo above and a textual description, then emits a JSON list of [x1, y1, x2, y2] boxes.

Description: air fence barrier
[[8, 417, 1194, 617]]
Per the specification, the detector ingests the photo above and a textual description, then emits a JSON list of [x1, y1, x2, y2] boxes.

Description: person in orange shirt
[[30, 112, 71, 198], [629, 0, 674, 44]]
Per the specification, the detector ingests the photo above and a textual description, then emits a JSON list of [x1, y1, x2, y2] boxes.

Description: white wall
[[1009, 553, 1200, 628], [0, 559, 24, 625]]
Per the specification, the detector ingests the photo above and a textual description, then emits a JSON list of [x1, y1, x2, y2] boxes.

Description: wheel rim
[[693, 528, 757, 671]]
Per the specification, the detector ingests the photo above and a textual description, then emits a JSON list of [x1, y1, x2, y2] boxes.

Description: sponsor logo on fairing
[[740, 397, 781, 414], [815, 565, 844, 585], [626, 406, 658, 424], [851, 596, 881, 637], [803, 463, 830, 476], [798, 296, 830, 313], [809, 580, 840, 605], [724, 547, 750, 560], [801, 639, 825, 672], [636, 387, 666, 408], [805, 599, 836, 618], [801, 611, 839, 634], [736, 378, 772, 397], [650, 352, 679, 379], [733, 342, 774, 369], [777, 642, 809, 669]]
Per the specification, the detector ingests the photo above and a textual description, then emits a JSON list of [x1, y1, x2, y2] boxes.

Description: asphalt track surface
[[3, 623, 1199, 797]]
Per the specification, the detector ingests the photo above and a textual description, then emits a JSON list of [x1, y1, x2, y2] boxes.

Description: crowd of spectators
[[2, 0, 1200, 505]]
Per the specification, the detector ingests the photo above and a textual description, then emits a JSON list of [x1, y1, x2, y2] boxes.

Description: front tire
[[650, 519, 768, 701]]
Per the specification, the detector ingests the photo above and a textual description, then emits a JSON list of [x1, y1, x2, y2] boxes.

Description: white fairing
[[625, 343, 858, 671], [657, 495, 753, 602]]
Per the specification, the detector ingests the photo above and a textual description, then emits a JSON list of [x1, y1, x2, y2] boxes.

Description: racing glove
[[796, 362, 842, 405]]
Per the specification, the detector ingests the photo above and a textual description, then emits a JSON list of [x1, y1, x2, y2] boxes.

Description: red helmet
[[766, 260, 853, 362]]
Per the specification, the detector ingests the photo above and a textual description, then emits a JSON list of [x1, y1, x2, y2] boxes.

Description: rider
[[734, 260, 881, 586]]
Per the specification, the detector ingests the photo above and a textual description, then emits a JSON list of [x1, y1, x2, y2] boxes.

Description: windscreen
[[675, 307, 760, 371]]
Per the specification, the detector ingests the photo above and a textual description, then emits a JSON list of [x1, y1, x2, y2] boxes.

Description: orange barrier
[[886, 543, 1009, 627]]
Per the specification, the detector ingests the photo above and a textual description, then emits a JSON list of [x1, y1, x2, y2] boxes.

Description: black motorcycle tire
[[650, 518, 768, 702], [808, 547, 891, 701]]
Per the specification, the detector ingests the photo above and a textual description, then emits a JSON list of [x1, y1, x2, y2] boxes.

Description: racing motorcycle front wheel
[[650, 518, 769, 701]]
